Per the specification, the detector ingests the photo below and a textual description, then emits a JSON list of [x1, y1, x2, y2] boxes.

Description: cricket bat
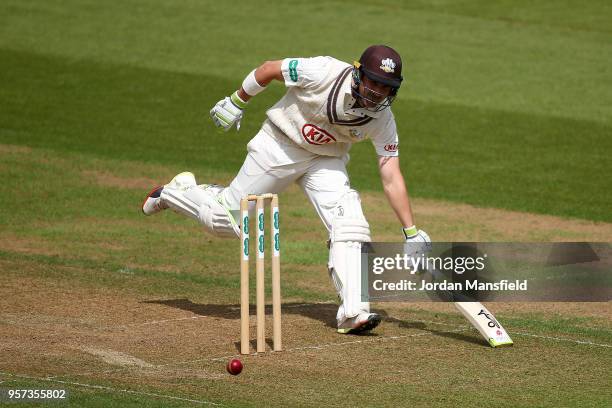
[[423, 265, 513, 347], [454, 302, 513, 347]]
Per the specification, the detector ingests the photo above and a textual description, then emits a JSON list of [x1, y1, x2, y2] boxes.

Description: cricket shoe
[[141, 171, 196, 215], [141, 185, 166, 215], [337, 312, 382, 334]]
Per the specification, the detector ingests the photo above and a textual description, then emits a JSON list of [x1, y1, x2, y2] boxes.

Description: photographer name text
[[372, 279, 528, 291]]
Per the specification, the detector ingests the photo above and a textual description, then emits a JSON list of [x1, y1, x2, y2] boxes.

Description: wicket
[[240, 194, 281, 354]]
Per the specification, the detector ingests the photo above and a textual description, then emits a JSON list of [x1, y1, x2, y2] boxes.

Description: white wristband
[[241, 69, 267, 96]]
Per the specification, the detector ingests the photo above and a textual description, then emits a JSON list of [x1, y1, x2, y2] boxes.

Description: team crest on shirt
[[302, 124, 336, 145], [380, 58, 396, 73], [349, 128, 365, 140]]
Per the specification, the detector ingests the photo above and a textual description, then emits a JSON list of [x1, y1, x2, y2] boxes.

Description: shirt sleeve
[[280, 56, 333, 89], [371, 111, 399, 157]]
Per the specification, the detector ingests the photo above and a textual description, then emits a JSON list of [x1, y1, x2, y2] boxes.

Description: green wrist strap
[[230, 91, 248, 110], [403, 225, 418, 239]]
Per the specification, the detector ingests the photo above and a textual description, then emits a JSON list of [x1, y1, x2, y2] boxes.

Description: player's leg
[[298, 156, 381, 334], [142, 127, 310, 238], [142, 171, 240, 238], [219, 128, 311, 213]]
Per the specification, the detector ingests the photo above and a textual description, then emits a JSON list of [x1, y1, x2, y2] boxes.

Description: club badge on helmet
[[352, 45, 403, 111]]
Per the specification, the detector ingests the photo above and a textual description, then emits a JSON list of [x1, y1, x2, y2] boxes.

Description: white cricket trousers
[[220, 123, 371, 323], [221, 124, 354, 232]]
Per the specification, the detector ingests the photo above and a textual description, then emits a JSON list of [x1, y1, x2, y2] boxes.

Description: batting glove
[[403, 226, 432, 259], [210, 91, 247, 131]]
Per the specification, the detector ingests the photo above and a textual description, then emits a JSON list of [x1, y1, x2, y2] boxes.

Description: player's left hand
[[210, 92, 247, 131]]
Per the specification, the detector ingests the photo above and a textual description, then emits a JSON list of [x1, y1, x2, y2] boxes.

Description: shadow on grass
[[381, 312, 487, 347], [142, 298, 339, 327], [142, 298, 487, 348]]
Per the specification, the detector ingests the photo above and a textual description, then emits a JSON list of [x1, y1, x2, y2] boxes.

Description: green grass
[[1, 1, 611, 407], [1, 0, 611, 221], [2, 378, 212, 407]]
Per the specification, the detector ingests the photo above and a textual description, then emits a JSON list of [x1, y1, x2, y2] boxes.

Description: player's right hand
[[404, 229, 431, 245], [403, 227, 432, 262], [210, 92, 247, 131]]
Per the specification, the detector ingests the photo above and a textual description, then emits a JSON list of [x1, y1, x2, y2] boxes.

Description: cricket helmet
[[352, 45, 403, 111]]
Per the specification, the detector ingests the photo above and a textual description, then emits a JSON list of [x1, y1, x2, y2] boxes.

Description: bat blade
[[454, 302, 513, 347]]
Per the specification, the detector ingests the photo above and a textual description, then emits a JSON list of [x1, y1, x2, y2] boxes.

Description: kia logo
[[384, 144, 398, 152], [302, 124, 336, 145]]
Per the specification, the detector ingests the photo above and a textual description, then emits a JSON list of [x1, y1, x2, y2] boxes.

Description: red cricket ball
[[226, 358, 243, 375]]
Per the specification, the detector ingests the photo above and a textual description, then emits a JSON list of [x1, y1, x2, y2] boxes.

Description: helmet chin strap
[[350, 88, 364, 108]]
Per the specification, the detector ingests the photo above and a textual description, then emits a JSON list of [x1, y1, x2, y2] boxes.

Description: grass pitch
[[1, 1, 611, 407]]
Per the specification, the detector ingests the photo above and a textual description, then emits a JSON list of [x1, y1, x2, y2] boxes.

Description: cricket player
[[142, 45, 431, 334]]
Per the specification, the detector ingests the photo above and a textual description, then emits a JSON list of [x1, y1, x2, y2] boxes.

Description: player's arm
[[210, 60, 283, 131], [378, 155, 414, 227], [377, 155, 430, 244], [237, 60, 283, 102]]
